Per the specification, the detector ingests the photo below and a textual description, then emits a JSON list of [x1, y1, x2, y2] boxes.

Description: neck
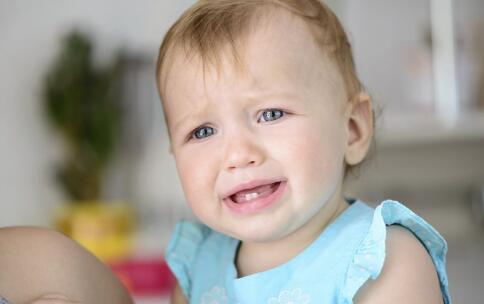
[[235, 195, 349, 278]]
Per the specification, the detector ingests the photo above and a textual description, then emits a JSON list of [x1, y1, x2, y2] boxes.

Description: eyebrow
[[171, 112, 205, 135], [171, 99, 214, 135]]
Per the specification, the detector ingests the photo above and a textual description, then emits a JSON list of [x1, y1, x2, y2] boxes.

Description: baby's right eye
[[191, 126, 215, 140]]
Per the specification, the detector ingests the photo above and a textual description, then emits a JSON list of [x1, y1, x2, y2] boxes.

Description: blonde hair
[[156, 0, 371, 177], [156, 0, 362, 100]]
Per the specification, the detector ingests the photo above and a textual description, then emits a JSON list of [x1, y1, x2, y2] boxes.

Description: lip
[[223, 180, 287, 215], [221, 178, 286, 199]]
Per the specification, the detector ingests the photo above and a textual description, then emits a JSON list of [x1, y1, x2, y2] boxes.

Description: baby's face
[[163, 13, 349, 242]]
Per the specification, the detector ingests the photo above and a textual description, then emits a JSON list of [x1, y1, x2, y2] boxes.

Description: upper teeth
[[245, 192, 259, 201]]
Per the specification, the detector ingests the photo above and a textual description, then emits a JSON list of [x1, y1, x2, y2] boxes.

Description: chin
[[227, 219, 291, 243]]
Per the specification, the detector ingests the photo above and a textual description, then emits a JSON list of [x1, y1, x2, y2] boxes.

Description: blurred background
[[0, 0, 483, 303]]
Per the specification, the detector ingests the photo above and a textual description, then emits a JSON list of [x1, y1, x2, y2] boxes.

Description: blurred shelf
[[377, 111, 484, 146]]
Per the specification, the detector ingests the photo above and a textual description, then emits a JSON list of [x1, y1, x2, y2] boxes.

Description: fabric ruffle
[[341, 200, 451, 304], [165, 220, 211, 299], [341, 201, 387, 302]]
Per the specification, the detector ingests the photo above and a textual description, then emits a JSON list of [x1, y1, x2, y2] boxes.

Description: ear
[[344, 92, 374, 166]]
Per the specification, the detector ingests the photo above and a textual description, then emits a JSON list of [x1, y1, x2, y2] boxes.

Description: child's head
[[156, 0, 374, 242]]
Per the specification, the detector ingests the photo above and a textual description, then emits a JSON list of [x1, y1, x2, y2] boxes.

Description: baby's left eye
[[258, 109, 285, 123]]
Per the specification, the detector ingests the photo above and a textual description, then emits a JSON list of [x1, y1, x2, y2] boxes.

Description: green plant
[[43, 30, 124, 202]]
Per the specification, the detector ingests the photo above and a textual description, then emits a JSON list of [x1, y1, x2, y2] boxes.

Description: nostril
[[229, 160, 254, 169]]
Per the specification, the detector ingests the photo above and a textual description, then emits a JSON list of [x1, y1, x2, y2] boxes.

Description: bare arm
[[170, 281, 188, 304], [354, 225, 444, 304], [0, 227, 133, 304]]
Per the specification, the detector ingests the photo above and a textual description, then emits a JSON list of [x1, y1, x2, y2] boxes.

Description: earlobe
[[344, 92, 373, 166]]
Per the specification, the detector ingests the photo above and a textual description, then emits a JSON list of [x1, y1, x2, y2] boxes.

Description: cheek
[[175, 150, 218, 207], [277, 120, 345, 191]]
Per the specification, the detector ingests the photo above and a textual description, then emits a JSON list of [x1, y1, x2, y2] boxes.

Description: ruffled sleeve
[[341, 200, 451, 304], [165, 220, 211, 299]]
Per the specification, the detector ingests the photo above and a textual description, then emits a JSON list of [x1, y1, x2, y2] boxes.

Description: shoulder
[[354, 225, 444, 304], [0, 226, 76, 262], [0, 226, 96, 268], [0, 226, 133, 304]]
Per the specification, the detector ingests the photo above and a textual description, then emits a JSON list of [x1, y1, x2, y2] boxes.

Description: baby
[[157, 1, 451, 304]]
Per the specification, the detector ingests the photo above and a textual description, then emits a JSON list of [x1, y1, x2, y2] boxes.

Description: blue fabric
[[165, 199, 451, 303]]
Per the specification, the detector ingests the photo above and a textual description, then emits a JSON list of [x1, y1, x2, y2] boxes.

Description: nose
[[223, 130, 265, 171]]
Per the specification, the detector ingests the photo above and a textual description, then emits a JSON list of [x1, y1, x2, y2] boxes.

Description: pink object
[[109, 257, 175, 297]]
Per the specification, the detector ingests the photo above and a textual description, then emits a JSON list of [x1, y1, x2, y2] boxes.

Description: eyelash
[[258, 109, 285, 123], [188, 108, 287, 141]]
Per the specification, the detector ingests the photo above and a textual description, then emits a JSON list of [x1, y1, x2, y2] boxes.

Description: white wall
[[0, 0, 196, 226]]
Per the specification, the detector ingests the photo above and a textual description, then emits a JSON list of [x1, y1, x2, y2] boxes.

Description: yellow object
[[55, 202, 135, 262]]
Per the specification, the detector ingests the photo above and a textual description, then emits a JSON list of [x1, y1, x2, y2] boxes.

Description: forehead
[[162, 9, 345, 127]]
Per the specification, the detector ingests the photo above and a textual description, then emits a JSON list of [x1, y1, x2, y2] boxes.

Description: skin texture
[[354, 225, 444, 304], [0, 227, 133, 304], [170, 283, 188, 304], [163, 9, 442, 304]]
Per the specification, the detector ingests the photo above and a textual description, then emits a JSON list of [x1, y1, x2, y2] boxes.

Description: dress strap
[[165, 220, 211, 299], [341, 200, 451, 303]]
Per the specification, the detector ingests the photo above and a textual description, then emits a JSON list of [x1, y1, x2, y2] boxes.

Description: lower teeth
[[231, 182, 281, 203], [245, 193, 259, 201]]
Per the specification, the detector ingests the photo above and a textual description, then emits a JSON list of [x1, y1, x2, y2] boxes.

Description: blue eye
[[259, 109, 285, 122], [191, 126, 215, 140]]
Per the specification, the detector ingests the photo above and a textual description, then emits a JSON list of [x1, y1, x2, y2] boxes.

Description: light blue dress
[[166, 199, 451, 303]]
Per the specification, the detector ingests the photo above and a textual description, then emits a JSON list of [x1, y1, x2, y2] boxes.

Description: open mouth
[[229, 181, 282, 204], [222, 179, 287, 215]]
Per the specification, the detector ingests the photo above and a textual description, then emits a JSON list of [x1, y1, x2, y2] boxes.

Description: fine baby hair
[[156, 1, 451, 303], [157, 0, 362, 97]]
